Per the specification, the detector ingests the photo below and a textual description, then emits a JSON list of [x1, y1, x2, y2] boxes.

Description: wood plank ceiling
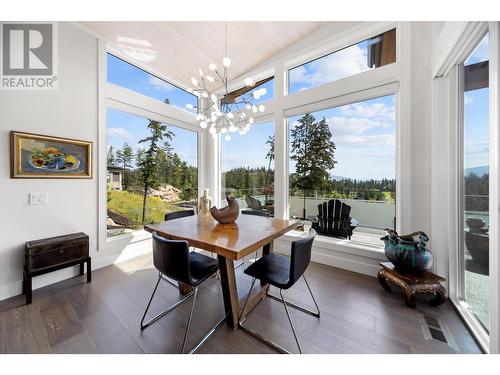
[[80, 21, 327, 88]]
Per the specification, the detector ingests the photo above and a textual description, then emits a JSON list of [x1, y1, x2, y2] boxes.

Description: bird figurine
[[210, 196, 240, 224]]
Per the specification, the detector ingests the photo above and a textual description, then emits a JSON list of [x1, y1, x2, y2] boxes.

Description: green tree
[[119, 143, 134, 190], [264, 135, 275, 202], [290, 113, 337, 218], [137, 120, 173, 224], [107, 146, 115, 165]]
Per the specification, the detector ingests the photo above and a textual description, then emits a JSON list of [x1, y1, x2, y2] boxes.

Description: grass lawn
[[108, 189, 183, 227]]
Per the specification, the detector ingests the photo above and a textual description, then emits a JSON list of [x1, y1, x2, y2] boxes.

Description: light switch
[[29, 193, 48, 205]]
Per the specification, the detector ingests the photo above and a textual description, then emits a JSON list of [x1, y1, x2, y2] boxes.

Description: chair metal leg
[[181, 287, 198, 353], [234, 258, 245, 269], [266, 275, 320, 317], [160, 273, 181, 288], [140, 273, 194, 330], [187, 313, 227, 354], [280, 289, 302, 354], [238, 278, 292, 354]]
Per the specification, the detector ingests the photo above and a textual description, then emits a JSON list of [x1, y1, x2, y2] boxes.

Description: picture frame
[[10, 131, 92, 179]]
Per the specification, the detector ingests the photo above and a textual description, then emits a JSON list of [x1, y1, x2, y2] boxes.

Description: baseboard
[[274, 237, 386, 277], [0, 238, 153, 302]]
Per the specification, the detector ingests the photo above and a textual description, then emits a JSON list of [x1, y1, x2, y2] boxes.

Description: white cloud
[[340, 101, 395, 124], [289, 44, 370, 88], [147, 75, 175, 92], [107, 127, 134, 142], [327, 116, 383, 136], [335, 133, 395, 147]]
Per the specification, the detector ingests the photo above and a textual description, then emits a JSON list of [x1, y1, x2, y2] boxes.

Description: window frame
[[219, 119, 276, 209], [285, 88, 398, 248], [213, 22, 408, 257], [287, 27, 396, 95], [106, 47, 198, 113], [98, 41, 202, 252]]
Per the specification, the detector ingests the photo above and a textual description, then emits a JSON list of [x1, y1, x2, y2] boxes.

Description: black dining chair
[[240, 210, 270, 265], [165, 208, 195, 221], [140, 232, 226, 354], [238, 229, 320, 354]]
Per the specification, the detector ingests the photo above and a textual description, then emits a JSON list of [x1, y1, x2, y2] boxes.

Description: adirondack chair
[[245, 195, 266, 212], [313, 199, 357, 239]]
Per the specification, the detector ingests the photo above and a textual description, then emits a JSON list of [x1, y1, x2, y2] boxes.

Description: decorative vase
[[210, 196, 240, 224], [381, 229, 433, 273]]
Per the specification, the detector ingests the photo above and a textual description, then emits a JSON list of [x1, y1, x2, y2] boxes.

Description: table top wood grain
[[144, 214, 298, 260]]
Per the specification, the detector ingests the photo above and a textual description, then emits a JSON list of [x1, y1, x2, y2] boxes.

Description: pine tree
[[137, 120, 173, 224], [107, 146, 115, 166], [120, 143, 134, 190], [264, 135, 275, 202], [290, 113, 337, 218]]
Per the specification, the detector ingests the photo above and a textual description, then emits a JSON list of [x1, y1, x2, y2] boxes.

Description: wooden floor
[[0, 252, 481, 354]]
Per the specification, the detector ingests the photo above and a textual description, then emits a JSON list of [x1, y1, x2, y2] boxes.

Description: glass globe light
[[229, 124, 237, 132], [259, 88, 267, 96], [191, 77, 198, 86], [252, 105, 258, 113], [210, 93, 218, 102], [244, 77, 254, 86], [253, 91, 261, 99], [200, 121, 208, 129], [196, 114, 203, 121], [201, 92, 208, 98], [209, 63, 217, 71], [222, 57, 231, 67], [258, 104, 265, 112], [249, 117, 254, 124], [206, 75, 215, 82], [245, 103, 251, 110], [227, 112, 234, 119], [221, 127, 227, 134], [209, 126, 217, 135]]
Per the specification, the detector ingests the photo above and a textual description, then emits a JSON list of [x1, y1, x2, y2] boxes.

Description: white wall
[[0, 22, 101, 300]]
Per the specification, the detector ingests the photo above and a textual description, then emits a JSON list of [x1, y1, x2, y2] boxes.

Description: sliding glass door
[[460, 33, 490, 333]]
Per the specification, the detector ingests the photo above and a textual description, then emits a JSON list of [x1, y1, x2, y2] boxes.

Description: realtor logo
[[1, 22, 58, 89]]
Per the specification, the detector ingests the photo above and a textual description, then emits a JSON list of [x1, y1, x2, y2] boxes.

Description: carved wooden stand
[[377, 262, 446, 308]]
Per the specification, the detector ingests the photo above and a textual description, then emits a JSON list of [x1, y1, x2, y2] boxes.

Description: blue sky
[[107, 108, 198, 167], [464, 34, 489, 170], [107, 53, 197, 113], [289, 39, 374, 93], [289, 95, 396, 180], [107, 32, 489, 179]]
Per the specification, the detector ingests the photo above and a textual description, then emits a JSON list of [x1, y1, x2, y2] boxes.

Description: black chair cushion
[[244, 253, 291, 289], [189, 252, 219, 286]]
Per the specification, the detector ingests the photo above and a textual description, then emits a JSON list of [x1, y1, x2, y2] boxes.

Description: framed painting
[[10, 131, 92, 179]]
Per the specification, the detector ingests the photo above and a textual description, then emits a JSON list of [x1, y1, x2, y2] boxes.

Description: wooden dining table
[[144, 213, 298, 329]]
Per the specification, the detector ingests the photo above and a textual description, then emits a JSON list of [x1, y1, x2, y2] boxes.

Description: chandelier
[[186, 23, 267, 141]]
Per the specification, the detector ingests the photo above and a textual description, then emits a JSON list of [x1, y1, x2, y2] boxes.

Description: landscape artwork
[[10, 131, 92, 178]]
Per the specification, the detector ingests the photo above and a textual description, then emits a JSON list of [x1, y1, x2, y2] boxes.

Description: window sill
[[100, 229, 151, 252], [278, 231, 386, 261]]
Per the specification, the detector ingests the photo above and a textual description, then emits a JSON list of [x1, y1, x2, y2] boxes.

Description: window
[[288, 94, 396, 247], [461, 33, 490, 331], [107, 53, 197, 113], [106, 108, 198, 238], [221, 122, 275, 215], [288, 29, 396, 94]]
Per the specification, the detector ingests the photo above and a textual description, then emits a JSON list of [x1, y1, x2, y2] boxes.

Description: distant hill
[[331, 175, 347, 181], [465, 165, 488, 177]]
